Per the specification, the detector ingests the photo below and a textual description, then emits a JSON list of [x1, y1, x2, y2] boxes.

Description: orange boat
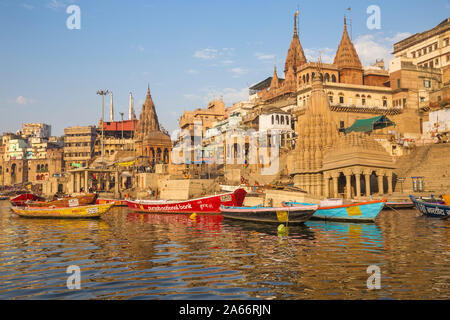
[[23, 193, 97, 208]]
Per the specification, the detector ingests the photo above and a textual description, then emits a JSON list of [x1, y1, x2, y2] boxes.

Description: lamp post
[[119, 112, 124, 150], [97, 90, 109, 167]]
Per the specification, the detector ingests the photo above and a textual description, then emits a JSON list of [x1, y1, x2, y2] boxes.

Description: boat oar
[[386, 204, 402, 214]]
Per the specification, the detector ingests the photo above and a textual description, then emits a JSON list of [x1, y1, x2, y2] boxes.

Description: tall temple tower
[[284, 11, 307, 75], [134, 85, 171, 164], [333, 17, 363, 85], [293, 70, 339, 195]]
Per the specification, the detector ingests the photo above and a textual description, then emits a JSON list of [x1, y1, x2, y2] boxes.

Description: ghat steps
[[394, 143, 450, 194]]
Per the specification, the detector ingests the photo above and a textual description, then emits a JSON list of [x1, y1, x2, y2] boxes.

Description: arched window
[[303, 75, 306, 83], [281, 116, 285, 125], [312, 72, 315, 80], [45, 164, 48, 171], [271, 115, 274, 124], [339, 93, 344, 104], [37, 164, 40, 171], [331, 74, 337, 82], [306, 74, 309, 83], [325, 73, 330, 82], [382, 96, 387, 107], [286, 116, 289, 125], [276, 115, 280, 124]]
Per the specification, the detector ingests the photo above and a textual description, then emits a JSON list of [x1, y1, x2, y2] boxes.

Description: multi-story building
[[63, 126, 97, 169], [179, 99, 226, 137], [393, 18, 450, 69], [21, 123, 51, 140], [94, 119, 138, 157]]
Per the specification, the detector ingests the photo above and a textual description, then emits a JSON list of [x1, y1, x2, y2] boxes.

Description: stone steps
[[394, 143, 450, 194]]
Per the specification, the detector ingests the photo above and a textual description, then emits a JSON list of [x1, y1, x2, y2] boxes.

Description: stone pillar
[[323, 173, 330, 198], [344, 172, 352, 199], [353, 167, 362, 199], [387, 170, 393, 194], [331, 171, 339, 198], [84, 170, 89, 192], [377, 170, 385, 195], [364, 171, 371, 197], [114, 171, 119, 197], [355, 173, 361, 198]]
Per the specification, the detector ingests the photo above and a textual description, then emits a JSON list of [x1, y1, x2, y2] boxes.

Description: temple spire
[[285, 10, 306, 73], [270, 65, 280, 89], [333, 17, 362, 69]]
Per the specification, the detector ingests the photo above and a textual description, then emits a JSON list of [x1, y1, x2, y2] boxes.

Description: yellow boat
[[11, 203, 114, 219]]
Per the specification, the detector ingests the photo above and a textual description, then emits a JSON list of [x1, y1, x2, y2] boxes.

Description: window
[[430, 61, 434, 68], [339, 96, 344, 104], [403, 98, 406, 107], [331, 75, 337, 82], [286, 116, 289, 125], [424, 80, 431, 89], [412, 52, 416, 58], [340, 121, 345, 128], [383, 98, 387, 107], [329, 96, 333, 103], [434, 43, 438, 50], [271, 115, 274, 125], [447, 54, 450, 62], [397, 79, 401, 88]]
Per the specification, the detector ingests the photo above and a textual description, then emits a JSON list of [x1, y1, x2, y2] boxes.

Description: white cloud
[[353, 32, 412, 66], [187, 69, 199, 74], [21, 3, 34, 9], [385, 32, 412, 43], [15, 96, 35, 105], [304, 48, 334, 63], [194, 48, 218, 60], [230, 67, 247, 77], [254, 52, 275, 61]]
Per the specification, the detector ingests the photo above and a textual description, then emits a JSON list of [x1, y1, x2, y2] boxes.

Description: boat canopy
[[344, 115, 395, 134]]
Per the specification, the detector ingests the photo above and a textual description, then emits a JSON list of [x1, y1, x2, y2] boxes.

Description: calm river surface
[[0, 200, 448, 299]]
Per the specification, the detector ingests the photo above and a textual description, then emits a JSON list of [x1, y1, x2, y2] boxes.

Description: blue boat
[[282, 199, 386, 223], [410, 195, 450, 218]]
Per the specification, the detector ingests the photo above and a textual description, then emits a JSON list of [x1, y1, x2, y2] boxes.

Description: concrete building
[[63, 126, 97, 170], [21, 123, 51, 140], [393, 18, 450, 69]]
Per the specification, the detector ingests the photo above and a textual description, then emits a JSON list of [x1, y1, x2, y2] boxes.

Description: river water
[[0, 200, 448, 299]]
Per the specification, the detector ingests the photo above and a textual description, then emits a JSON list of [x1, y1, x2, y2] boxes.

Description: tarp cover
[[344, 115, 395, 134]]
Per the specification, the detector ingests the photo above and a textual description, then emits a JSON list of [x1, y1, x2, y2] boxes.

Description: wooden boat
[[282, 199, 386, 222], [410, 195, 450, 218], [384, 201, 414, 209], [0, 196, 9, 200], [96, 198, 129, 206], [23, 193, 97, 208], [220, 204, 318, 224], [11, 203, 114, 219], [10, 193, 45, 206], [127, 189, 247, 214]]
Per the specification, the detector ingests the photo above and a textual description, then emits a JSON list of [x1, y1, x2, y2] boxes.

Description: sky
[[0, 0, 449, 136]]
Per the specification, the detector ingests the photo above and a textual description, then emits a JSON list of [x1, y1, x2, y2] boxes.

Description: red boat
[[10, 193, 45, 206], [127, 189, 247, 214]]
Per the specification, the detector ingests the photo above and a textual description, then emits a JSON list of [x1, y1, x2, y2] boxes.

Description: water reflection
[[0, 202, 448, 299]]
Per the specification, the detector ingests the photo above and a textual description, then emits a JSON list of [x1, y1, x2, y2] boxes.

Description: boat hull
[[127, 189, 247, 214], [283, 200, 386, 222], [10, 193, 45, 206], [410, 195, 450, 218], [385, 201, 414, 209], [25, 193, 97, 208], [220, 205, 318, 224], [11, 203, 114, 219], [96, 198, 129, 206]]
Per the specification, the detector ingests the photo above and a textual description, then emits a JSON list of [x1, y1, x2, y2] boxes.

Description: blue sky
[[0, 0, 449, 136]]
